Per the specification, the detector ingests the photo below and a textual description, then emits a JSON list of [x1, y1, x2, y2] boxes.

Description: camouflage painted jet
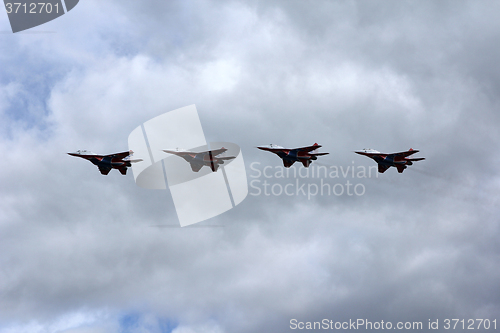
[[163, 147, 235, 172], [68, 150, 142, 175], [257, 143, 329, 168], [354, 148, 425, 173]]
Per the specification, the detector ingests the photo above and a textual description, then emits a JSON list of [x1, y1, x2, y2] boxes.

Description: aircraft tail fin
[[301, 159, 312, 168]]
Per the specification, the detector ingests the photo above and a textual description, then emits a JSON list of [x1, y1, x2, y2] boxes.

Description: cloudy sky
[[1, 0, 500, 332]]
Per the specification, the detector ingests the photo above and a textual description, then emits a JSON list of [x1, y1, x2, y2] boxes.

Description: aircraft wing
[[378, 164, 390, 173], [390, 149, 420, 158], [356, 149, 419, 159], [106, 151, 132, 160], [98, 166, 112, 175]]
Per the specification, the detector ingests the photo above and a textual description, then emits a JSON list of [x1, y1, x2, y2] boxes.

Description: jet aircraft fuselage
[[68, 150, 141, 175]]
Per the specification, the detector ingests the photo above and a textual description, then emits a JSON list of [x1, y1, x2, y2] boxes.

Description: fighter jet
[[257, 143, 329, 168], [68, 150, 142, 175], [163, 147, 235, 172], [354, 148, 425, 173]]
